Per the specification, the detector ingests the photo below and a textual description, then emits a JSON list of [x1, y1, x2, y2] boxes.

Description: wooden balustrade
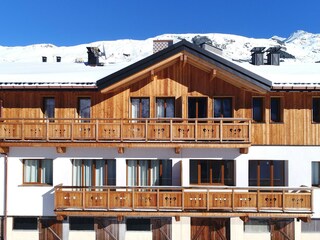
[[0, 118, 251, 143], [54, 186, 312, 214]]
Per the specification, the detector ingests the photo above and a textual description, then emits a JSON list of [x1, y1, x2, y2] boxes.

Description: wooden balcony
[[0, 118, 251, 148], [54, 186, 313, 219]]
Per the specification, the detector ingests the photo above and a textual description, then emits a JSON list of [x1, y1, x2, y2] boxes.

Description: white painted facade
[[0, 146, 319, 239]]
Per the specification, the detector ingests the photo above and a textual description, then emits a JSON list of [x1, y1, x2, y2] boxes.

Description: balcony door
[[188, 97, 207, 119]]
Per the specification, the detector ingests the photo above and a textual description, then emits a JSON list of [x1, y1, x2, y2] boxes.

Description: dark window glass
[[43, 97, 55, 121], [190, 160, 234, 185], [214, 98, 232, 118], [312, 98, 320, 123], [131, 98, 150, 118], [126, 219, 151, 231], [188, 97, 207, 118], [156, 98, 175, 118], [249, 160, 285, 186], [78, 98, 91, 122], [252, 98, 264, 122], [13, 217, 38, 230], [69, 217, 94, 231], [270, 98, 281, 122], [312, 162, 320, 186]]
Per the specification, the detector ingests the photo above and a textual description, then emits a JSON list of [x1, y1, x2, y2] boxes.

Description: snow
[[0, 30, 319, 88]]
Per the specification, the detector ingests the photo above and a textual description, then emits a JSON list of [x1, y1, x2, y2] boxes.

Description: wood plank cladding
[[1, 61, 320, 146]]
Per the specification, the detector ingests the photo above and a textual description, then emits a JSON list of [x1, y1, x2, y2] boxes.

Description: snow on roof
[[0, 62, 131, 88], [240, 62, 320, 89]]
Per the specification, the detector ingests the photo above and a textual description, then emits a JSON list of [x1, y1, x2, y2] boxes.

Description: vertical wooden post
[[195, 120, 198, 142], [220, 119, 223, 142], [206, 189, 210, 211], [157, 188, 160, 211], [95, 120, 99, 142], [282, 189, 285, 212], [170, 119, 173, 142]]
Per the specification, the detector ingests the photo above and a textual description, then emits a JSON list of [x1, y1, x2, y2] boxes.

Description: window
[[126, 219, 151, 231], [188, 97, 207, 118], [131, 98, 150, 118], [69, 217, 94, 231], [244, 219, 269, 233], [214, 97, 232, 118], [127, 160, 172, 186], [23, 159, 53, 185], [312, 162, 320, 186], [78, 97, 91, 122], [190, 160, 234, 185], [270, 97, 282, 122], [156, 97, 175, 118], [43, 97, 55, 121], [13, 217, 38, 230], [72, 159, 116, 186], [249, 160, 286, 186], [312, 98, 320, 123], [301, 219, 320, 232], [252, 97, 264, 122]]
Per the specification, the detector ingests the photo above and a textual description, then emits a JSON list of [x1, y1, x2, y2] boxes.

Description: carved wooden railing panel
[[0, 118, 251, 143], [54, 186, 313, 214]]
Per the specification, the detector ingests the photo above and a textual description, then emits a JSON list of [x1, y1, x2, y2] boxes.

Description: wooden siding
[[1, 61, 320, 146]]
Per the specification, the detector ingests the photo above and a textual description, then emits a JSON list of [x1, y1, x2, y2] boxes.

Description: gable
[[96, 40, 272, 94]]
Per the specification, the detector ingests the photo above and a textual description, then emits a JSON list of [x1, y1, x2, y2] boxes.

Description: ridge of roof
[[96, 40, 272, 92]]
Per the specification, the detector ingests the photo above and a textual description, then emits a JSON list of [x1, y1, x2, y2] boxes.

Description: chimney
[[266, 46, 281, 66], [250, 47, 265, 66], [87, 47, 101, 66], [42, 56, 47, 62], [153, 40, 173, 53], [56, 56, 61, 62]]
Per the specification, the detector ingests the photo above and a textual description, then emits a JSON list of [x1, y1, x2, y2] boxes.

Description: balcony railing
[[0, 118, 251, 143], [54, 186, 312, 214]]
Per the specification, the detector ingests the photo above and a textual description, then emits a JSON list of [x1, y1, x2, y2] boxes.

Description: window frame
[[42, 97, 55, 122], [13, 217, 38, 230], [72, 159, 116, 186], [252, 97, 265, 123], [126, 159, 172, 186], [312, 97, 320, 123], [213, 97, 233, 118], [22, 159, 53, 186], [270, 97, 283, 123], [155, 97, 175, 118], [189, 160, 235, 186], [77, 97, 91, 122], [312, 162, 320, 187], [130, 97, 150, 119], [249, 160, 286, 187]]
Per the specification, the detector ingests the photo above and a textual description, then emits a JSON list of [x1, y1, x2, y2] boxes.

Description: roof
[[96, 40, 273, 92]]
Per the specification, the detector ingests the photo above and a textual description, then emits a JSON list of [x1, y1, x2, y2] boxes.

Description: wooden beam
[[56, 215, 65, 221], [0, 147, 9, 154], [56, 147, 66, 154], [118, 147, 125, 154], [117, 215, 124, 222], [240, 216, 249, 222], [240, 148, 249, 154], [150, 70, 157, 81], [175, 216, 180, 222], [299, 217, 311, 223], [175, 147, 181, 154], [210, 69, 217, 80]]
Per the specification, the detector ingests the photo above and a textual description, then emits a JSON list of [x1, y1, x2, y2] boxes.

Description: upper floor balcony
[[54, 185, 313, 219], [0, 118, 251, 149]]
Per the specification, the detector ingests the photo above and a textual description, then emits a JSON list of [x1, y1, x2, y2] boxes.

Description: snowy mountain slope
[[0, 30, 319, 65]]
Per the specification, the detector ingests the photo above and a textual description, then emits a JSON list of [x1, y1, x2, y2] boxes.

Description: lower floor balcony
[[54, 186, 313, 219]]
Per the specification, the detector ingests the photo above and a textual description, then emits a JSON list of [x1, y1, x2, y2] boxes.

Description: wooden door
[[271, 219, 294, 240], [191, 218, 229, 240], [39, 218, 62, 240], [95, 218, 119, 240], [151, 218, 172, 240]]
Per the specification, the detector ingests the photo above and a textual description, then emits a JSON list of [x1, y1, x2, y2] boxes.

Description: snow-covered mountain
[[0, 30, 319, 64]]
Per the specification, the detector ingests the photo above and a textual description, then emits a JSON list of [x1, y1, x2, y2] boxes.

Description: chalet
[[0, 39, 319, 240]]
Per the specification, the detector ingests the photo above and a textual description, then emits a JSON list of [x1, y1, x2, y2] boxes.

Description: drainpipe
[[2, 153, 7, 240]]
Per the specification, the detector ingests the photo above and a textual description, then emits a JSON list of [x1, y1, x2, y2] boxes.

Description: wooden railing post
[[231, 188, 234, 212], [82, 187, 85, 210], [21, 121, 25, 140], [71, 121, 74, 142], [257, 189, 260, 212], [95, 120, 99, 142], [220, 119, 223, 142], [170, 119, 173, 142], [120, 119, 123, 142], [282, 189, 285, 212], [132, 188, 135, 211], [195, 120, 198, 142], [107, 188, 110, 211], [145, 120, 148, 142], [206, 188, 209, 211], [182, 188, 185, 211], [46, 120, 49, 141], [157, 188, 160, 211]]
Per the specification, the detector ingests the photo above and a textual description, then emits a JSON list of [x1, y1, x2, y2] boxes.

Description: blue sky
[[1, 0, 319, 46]]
